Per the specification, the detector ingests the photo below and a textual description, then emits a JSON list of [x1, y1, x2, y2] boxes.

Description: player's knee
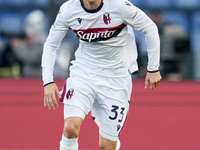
[[63, 118, 81, 138], [63, 123, 79, 138], [63, 125, 77, 138]]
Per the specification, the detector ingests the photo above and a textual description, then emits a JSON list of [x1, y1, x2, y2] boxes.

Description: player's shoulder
[[106, 0, 123, 6], [103, 0, 124, 13], [109, 0, 134, 5], [105, 0, 135, 9], [60, 0, 80, 13]]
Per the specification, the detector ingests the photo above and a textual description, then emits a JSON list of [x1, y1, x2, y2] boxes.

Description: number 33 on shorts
[[109, 105, 127, 132]]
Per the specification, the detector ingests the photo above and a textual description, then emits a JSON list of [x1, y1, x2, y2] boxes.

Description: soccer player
[[42, 0, 162, 149]]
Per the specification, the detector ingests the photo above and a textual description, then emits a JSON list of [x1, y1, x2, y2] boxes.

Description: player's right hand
[[44, 83, 61, 110]]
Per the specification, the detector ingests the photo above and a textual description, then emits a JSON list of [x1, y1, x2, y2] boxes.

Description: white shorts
[[60, 69, 132, 141]]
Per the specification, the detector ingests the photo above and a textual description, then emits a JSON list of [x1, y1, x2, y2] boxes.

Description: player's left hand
[[145, 71, 162, 90]]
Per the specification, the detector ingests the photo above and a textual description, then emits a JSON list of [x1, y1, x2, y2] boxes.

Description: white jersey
[[42, 0, 160, 85]]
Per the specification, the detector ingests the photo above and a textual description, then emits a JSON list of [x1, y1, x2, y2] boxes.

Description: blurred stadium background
[[0, 0, 200, 150]]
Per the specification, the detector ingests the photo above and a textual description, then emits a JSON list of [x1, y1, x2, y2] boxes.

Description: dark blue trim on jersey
[[147, 70, 159, 73], [80, 0, 104, 13], [43, 82, 54, 87], [131, 71, 139, 76]]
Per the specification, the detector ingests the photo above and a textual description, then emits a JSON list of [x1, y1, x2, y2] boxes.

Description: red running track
[[0, 78, 200, 150]]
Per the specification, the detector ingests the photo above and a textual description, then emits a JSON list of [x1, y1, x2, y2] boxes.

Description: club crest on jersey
[[103, 12, 111, 25], [66, 88, 74, 100]]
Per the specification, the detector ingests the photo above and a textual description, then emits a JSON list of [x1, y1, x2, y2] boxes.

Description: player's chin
[[87, 0, 97, 5]]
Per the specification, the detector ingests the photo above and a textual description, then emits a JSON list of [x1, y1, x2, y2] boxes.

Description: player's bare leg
[[99, 135, 118, 150], [63, 117, 83, 138], [60, 117, 83, 150]]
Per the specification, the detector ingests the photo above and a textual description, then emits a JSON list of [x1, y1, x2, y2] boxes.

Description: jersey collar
[[80, 0, 104, 13]]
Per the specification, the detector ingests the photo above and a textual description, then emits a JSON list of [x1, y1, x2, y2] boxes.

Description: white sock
[[116, 139, 121, 150], [60, 135, 78, 150]]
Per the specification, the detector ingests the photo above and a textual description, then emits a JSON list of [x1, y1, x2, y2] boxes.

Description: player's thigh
[[63, 110, 83, 138], [99, 134, 117, 150], [92, 75, 132, 141], [60, 73, 95, 138], [94, 99, 130, 141], [60, 73, 95, 118]]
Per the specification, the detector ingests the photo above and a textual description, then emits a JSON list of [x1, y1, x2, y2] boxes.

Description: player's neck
[[82, 0, 102, 10]]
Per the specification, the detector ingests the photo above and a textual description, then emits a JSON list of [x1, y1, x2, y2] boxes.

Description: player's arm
[[122, 0, 161, 89], [42, 4, 69, 109]]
